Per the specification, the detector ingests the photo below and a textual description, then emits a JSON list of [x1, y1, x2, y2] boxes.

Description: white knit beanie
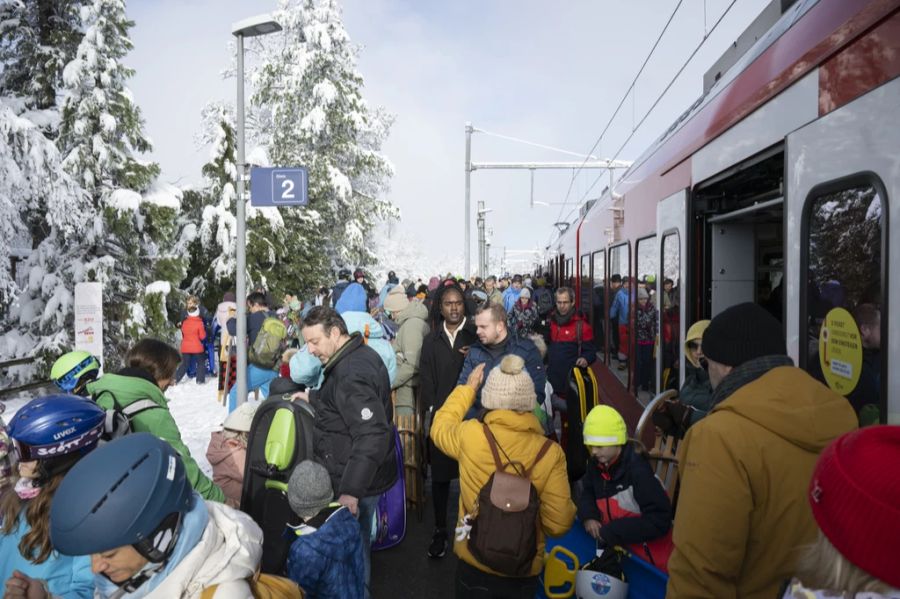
[[481, 355, 536, 412]]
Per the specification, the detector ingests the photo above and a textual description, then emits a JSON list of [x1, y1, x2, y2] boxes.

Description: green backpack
[[249, 317, 287, 369]]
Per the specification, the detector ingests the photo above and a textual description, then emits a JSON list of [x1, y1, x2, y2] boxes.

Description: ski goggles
[[11, 426, 102, 462], [53, 356, 98, 392]]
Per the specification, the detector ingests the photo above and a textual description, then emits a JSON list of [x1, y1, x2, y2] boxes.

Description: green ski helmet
[[51, 350, 100, 395]]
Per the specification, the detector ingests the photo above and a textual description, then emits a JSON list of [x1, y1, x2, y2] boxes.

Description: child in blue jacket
[[286, 460, 365, 599]]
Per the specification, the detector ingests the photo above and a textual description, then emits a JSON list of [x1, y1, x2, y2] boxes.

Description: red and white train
[[545, 0, 899, 426]]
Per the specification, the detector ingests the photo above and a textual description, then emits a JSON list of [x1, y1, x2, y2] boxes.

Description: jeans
[[227, 363, 278, 411], [455, 561, 538, 599], [357, 494, 380, 598], [175, 353, 206, 384]]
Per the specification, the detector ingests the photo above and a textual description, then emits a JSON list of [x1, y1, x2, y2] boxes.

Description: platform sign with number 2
[[249, 167, 309, 207]]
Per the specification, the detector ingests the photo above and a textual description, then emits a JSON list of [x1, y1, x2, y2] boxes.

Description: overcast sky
[[127, 0, 771, 273]]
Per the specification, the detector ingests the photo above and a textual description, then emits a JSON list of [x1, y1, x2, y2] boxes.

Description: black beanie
[[702, 302, 786, 367]]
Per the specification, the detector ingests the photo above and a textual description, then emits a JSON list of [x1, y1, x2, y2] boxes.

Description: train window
[[802, 177, 886, 426], [608, 243, 630, 387], [660, 232, 680, 392], [592, 250, 606, 360], [566, 258, 575, 289], [636, 236, 658, 397], [580, 254, 591, 323]]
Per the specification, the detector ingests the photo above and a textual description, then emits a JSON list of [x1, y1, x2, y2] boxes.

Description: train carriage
[[549, 0, 900, 426]]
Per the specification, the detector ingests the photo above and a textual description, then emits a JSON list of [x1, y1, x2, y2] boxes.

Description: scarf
[[710, 354, 794, 408], [553, 308, 575, 327]]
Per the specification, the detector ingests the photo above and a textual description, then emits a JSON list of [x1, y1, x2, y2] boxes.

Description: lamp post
[[230, 14, 282, 410]]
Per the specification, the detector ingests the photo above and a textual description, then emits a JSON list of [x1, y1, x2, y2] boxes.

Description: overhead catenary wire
[[474, 127, 599, 160], [566, 0, 742, 223], [554, 0, 686, 227]]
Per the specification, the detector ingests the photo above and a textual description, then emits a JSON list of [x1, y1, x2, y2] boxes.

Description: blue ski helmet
[[50, 433, 193, 561], [7, 394, 105, 463]]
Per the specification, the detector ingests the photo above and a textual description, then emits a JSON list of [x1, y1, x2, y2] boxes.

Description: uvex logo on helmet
[[54, 426, 77, 440]]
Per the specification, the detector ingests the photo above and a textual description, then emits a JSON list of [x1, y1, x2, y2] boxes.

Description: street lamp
[[230, 13, 282, 410]]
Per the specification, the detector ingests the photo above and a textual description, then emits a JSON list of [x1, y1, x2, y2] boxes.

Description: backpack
[[92, 389, 161, 441], [534, 287, 554, 316], [467, 423, 553, 577], [239, 398, 316, 574], [249, 316, 287, 369], [564, 364, 599, 482], [199, 573, 303, 599]]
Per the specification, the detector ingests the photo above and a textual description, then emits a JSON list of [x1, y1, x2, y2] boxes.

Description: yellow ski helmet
[[583, 405, 627, 447]]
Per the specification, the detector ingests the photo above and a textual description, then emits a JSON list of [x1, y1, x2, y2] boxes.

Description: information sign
[[74, 282, 104, 367], [249, 167, 309, 207], [818, 307, 862, 396]]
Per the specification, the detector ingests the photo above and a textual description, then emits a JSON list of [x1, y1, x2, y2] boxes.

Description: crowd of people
[[0, 268, 895, 599]]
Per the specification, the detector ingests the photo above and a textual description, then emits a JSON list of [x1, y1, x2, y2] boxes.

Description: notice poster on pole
[[74, 282, 104, 366]]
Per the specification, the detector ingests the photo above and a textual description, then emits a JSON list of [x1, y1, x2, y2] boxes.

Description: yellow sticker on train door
[[818, 307, 863, 396]]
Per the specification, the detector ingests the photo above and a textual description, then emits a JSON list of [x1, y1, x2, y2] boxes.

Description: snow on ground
[[1, 378, 261, 479]]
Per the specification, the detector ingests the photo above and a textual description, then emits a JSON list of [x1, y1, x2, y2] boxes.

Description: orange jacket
[[181, 315, 207, 354]]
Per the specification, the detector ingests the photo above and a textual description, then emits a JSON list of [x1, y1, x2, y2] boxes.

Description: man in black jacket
[[419, 282, 478, 559], [298, 306, 397, 592]]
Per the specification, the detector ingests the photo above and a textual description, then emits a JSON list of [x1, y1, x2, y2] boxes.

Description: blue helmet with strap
[[50, 433, 193, 566]]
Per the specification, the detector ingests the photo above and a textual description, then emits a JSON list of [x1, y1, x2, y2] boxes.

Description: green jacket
[[86, 370, 225, 503], [391, 301, 430, 389]]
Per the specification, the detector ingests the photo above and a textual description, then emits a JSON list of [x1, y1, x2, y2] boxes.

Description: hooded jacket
[[667, 366, 858, 599], [310, 333, 397, 498], [286, 507, 364, 599], [680, 321, 713, 421], [95, 499, 262, 598], [205, 432, 246, 508], [86, 370, 225, 503], [392, 300, 430, 390], [181, 313, 207, 354], [334, 283, 367, 314], [431, 384, 576, 577]]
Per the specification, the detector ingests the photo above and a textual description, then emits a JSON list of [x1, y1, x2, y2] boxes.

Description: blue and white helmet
[[7, 394, 105, 464]]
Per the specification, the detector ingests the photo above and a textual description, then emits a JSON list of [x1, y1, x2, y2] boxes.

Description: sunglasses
[[688, 341, 702, 351]]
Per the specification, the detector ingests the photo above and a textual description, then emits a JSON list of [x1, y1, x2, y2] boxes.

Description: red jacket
[[180, 315, 207, 354], [547, 311, 597, 394]]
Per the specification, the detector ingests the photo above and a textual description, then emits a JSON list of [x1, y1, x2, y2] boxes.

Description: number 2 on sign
[[281, 179, 295, 200]]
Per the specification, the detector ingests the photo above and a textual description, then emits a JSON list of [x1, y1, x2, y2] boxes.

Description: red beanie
[[809, 426, 900, 587]]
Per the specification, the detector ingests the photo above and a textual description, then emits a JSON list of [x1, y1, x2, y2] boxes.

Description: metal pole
[[464, 123, 472, 278], [530, 168, 534, 209], [233, 33, 248, 409]]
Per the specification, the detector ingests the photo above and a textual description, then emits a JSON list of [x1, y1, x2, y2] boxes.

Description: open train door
[[656, 190, 688, 393], [785, 76, 899, 425]]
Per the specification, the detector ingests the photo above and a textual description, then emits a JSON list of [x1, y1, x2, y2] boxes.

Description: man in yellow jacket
[[431, 354, 576, 597], [667, 302, 857, 599]]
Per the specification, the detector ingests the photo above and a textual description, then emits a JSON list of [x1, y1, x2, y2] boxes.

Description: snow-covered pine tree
[[0, 100, 91, 378], [56, 0, 184, 363], [180, 103, 237, 306], [251, 0, 396, 296], [0, 0, 85, 112]]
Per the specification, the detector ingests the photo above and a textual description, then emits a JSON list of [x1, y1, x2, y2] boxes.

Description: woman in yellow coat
[[431, 354, 576, 598]]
